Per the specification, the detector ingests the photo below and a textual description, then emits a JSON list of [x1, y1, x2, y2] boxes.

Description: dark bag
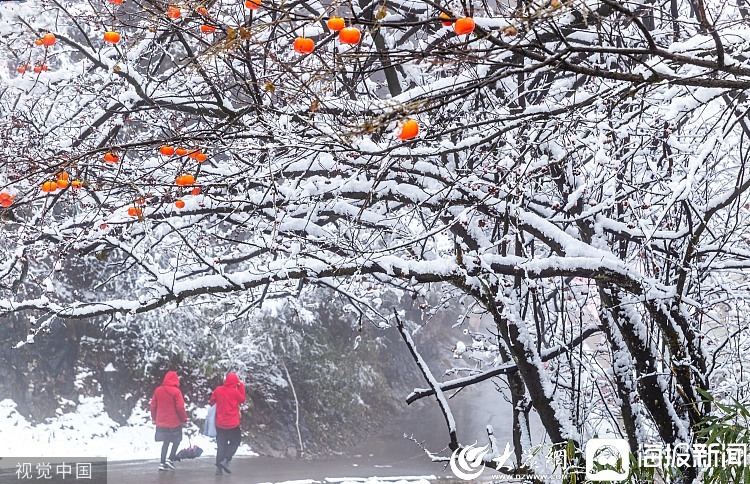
[[155, 426, 182, 442], [174, 445, 203, 461]]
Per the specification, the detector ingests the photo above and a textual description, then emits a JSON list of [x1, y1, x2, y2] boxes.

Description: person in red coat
[[210, 372, 246, 475], [150, 371, 188, 471]]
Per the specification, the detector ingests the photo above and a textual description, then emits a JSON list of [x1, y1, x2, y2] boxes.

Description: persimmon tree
[[2, 0, 750, 481]]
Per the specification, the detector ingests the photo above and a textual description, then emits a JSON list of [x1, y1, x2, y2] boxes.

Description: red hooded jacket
[[210, 372, 246, 429], [150, 371, 188, 428]]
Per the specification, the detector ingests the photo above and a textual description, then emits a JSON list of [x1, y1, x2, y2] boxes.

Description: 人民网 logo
[[585, 438, 631, 481]]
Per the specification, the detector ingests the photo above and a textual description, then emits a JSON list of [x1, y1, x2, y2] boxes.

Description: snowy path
[[107, 384, 539, 483], [1, 371, 540, 483], [108, 455, 443, 484]]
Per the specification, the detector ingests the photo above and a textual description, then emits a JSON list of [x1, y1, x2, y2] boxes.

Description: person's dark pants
[[216, 426, 241, 465], [161, 438, 181, 463]]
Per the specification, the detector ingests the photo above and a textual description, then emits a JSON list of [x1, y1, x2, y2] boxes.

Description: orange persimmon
[[293, 37, 315, 54], [454, 17, 475, 35], [0, 191, 15, 208], [397, 119, 419, 140], [159, 145, 175, 156], [327, 17, 345, 31], [56, 172, 70, 189], [104, 31, 121, 44], [176, 174, 195, 186], [339, 27, 361, 44], [42, 33, 56, 46], [103, 152, 119, 163]]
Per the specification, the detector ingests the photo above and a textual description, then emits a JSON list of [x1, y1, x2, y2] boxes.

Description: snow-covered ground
[[0, 397, 255, 460], [259, 480, 432, 484], [0, 398, 438, 483]]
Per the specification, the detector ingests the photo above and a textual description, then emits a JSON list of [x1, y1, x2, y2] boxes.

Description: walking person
[[150, 371, 188, 471], [210, 372, 246, 475]]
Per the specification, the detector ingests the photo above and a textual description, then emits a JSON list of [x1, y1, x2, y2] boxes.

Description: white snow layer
[[0, 398, 256, 460]]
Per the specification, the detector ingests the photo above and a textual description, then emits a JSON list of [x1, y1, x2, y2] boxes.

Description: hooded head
[[223, 372, 239, 387], [162, 371, 180, 387]]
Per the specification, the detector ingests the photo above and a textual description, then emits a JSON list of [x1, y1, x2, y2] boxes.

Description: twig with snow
[[393, 309, 458, 451]]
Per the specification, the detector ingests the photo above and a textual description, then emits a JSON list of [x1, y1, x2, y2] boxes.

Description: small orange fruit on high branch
[[397, 119, 419, 140], [196, 7, 208, 16], [167, 6, 181, 18], [245, 0, 261, 10], [176, 174, 195, 186], [104, 152, 119, 163], [57, 172, 70, 189], [42, 181, 58, 193], [293, 37, 315, 54], [42, 33, 56, 46], [327, 17, 345, 31], [127, 207, 143, 217], [110, 0, 123, 4], [159, 145, 175, 156], [175, 199, 185, 209], [339, 27, 361, 44], [35, 38, 43, 46], [175, 147, 188, 156], [195, 152, 208, 163], [104, 31, 121, 44], [454, 17, 475, 35], [439, 12, 453, 27], [191, 187, 201, 195], [71, 180, 83, 190], [0, 191, 15, 208], [201, 25, 216, 34]]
